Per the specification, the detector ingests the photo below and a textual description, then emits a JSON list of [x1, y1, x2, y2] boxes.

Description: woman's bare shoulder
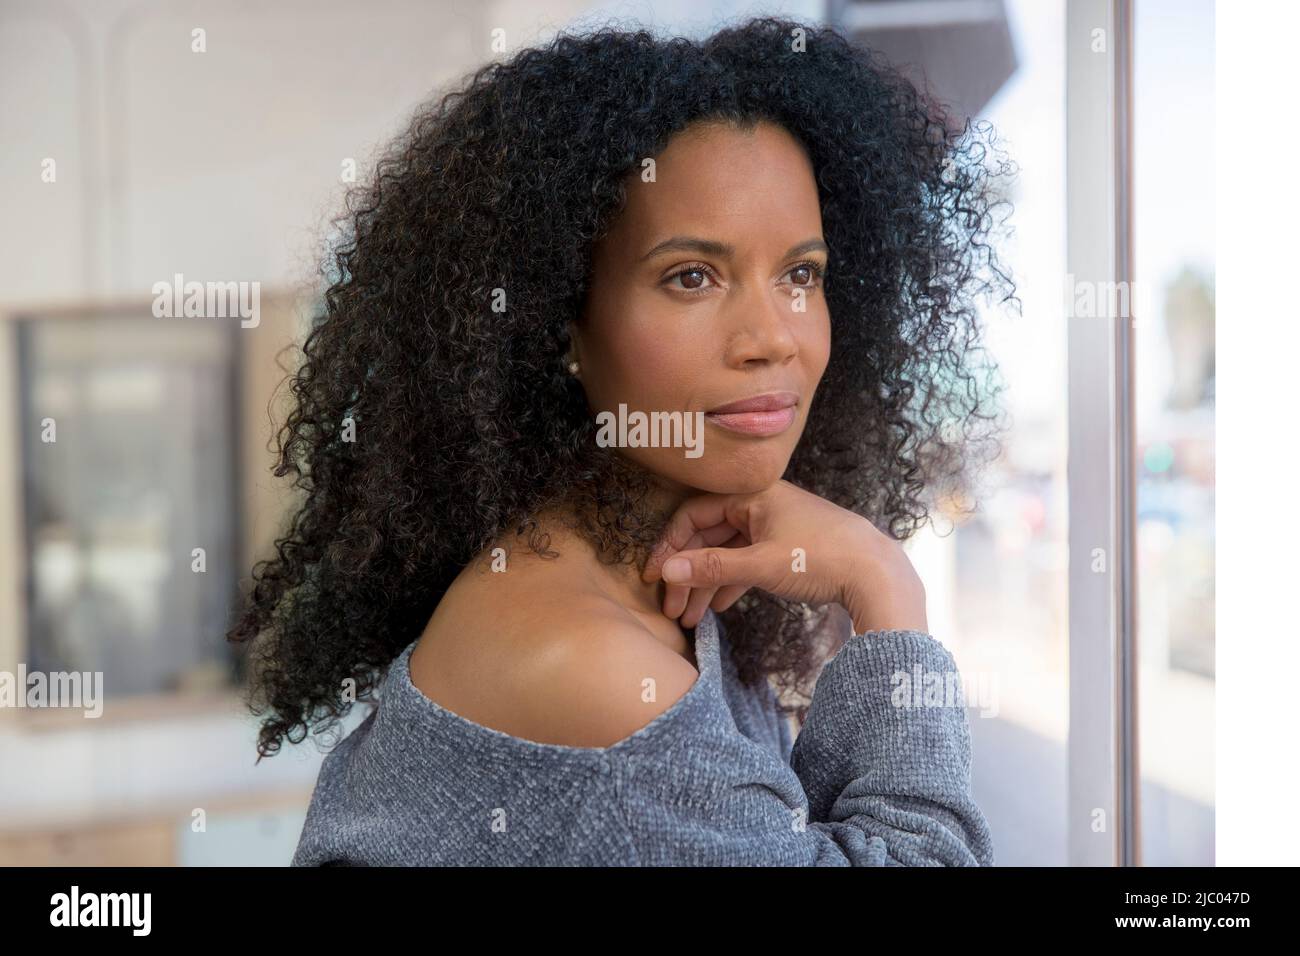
[[408, 549, 698, 748]]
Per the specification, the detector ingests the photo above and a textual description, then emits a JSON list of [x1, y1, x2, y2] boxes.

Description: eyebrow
[[638, 236, 829, 263]]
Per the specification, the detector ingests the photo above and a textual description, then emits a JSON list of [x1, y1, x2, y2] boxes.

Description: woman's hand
[[641, 480, 928, 634]]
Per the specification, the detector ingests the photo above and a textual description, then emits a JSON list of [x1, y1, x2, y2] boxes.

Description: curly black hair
[[229, 15, 1017, 759]]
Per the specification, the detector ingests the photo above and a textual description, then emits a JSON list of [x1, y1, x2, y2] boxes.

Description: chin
[[625, 443, 797, 499], [703, 473, 784, 495], [671, 459, 791, 496]]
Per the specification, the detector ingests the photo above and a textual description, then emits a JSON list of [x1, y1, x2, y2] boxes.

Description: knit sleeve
[[607, 628, 994, 866], [789, 627, 995, 865]]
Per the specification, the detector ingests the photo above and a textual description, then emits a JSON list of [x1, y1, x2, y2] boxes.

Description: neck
[[530, 471, 697, 621]]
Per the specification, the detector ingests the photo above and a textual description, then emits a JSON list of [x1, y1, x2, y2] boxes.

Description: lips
[[705, 391, 799, 437]]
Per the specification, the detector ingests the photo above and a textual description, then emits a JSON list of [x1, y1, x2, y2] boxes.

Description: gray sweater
[[291, 608, 994, 866]]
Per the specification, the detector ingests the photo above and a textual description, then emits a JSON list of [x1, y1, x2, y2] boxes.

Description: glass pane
[[19, 313, 240, 698], [1134, 0, 1215, 865], [907, 0, 1069, 865]]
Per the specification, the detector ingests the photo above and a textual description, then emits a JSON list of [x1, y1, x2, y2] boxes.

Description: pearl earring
[[567, 360, 580, 376]]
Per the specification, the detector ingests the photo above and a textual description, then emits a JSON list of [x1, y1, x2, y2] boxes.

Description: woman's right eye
[[663, 264, 717, 294]]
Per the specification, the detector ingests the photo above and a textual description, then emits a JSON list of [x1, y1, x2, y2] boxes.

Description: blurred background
[[0, 0, 1213, 865]]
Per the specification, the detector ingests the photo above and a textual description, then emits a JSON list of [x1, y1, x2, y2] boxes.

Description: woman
[[230, 15, 1016, 866]]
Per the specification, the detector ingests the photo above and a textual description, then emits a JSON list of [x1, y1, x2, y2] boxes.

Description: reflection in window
[[18, 313, 240, 698], [908, 0, 1069, 866], [1135, 0, 1215, 866]]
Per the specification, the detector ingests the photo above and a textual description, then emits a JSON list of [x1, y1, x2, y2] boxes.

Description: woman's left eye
[[786, 261, 826, 287]]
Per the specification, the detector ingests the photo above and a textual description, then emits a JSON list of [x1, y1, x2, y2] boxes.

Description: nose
[[721, 280, 799, 369]]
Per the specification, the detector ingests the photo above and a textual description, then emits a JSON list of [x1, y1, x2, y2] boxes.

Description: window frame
[[1065, 0, 1140, 867]]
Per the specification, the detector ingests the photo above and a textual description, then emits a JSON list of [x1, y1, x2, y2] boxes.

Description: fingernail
[[662, 557, 691, 583]]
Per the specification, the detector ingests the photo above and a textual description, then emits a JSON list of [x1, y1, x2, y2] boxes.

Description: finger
[[643, 496, 755, 582], [663, 581, 691, 619], [665, 527, 709, 618], [647, 518, 740, 582], [700, 522, 743, 546], [679, 585, 718, 629], [667, 532, 751, 620], [705, 533, 752, 614], [658, 524, 738, 620], [660, 542, 778, 591]]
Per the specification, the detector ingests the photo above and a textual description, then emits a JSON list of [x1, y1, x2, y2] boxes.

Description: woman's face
[[573, 119, 832, 499]]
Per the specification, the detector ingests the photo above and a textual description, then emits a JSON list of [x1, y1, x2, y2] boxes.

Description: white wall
[[0, 0, 821, 855]]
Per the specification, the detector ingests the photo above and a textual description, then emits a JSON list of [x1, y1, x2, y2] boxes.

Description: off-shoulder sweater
[[290, 607, 995, 866]]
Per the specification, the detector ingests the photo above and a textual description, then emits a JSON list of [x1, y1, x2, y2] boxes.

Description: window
[[17, 310, 241, 699], [1133, 0, 1215, 866], [906, 0, 1070, 866]]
